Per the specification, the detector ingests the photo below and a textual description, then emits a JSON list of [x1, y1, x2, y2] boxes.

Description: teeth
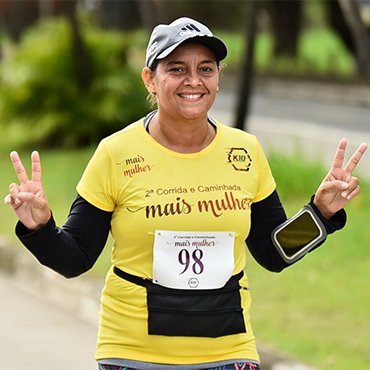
[[181, 94, 202, 99]]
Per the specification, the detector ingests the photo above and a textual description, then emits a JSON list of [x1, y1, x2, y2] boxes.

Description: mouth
[[178, 93, 204, 101]]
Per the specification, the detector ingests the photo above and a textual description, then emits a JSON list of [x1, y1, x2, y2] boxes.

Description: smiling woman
[[4, 16, 368, 370], [141, 36, 223, 153]]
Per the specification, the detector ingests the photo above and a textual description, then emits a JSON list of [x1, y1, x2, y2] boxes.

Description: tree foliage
[[0, 17, 149, 148]]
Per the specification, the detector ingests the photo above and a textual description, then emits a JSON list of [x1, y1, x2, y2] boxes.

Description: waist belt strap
[[113, 266, 244, 289], [113, 266, 148, 287]]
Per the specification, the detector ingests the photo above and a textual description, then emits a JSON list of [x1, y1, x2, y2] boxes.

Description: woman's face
[[143, 42, 220, 122]]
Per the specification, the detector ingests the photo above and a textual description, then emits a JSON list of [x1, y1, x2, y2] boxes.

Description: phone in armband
[[272, 204, 327, 263]]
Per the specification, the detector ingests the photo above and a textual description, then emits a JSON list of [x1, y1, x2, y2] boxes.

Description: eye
[[200, 66, 215, 74], [169, 66, 185, 73]]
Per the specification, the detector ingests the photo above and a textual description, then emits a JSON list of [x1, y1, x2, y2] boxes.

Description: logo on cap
[[181, 24, 201, 32], [180, 23, 205, 37]]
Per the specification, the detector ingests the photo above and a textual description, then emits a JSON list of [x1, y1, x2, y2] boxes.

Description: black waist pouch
[[114, 267, 246, 337]]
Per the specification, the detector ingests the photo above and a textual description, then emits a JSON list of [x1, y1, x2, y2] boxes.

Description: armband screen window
[[272, 206, 327, 263]]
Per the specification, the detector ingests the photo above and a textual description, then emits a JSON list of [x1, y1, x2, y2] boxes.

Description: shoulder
[[97, 118, 147, 157], [101, 118, 145, 146], [214, 120, 259, 145], [88, 117, 146, 164]]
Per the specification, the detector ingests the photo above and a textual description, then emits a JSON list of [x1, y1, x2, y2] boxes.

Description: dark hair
[[149, 60, 159, 72]]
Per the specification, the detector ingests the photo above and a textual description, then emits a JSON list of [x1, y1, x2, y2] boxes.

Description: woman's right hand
[[4, 151, 51, 230]]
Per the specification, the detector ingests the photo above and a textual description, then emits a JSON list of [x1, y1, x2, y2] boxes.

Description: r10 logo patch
[[227, 148, 252, 171]]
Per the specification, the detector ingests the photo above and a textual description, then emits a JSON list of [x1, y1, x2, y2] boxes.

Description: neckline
[[141, 112, 220, 158], [144, 110, 218, 134]]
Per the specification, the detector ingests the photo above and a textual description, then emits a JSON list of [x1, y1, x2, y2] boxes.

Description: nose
[[184, 70, 202, 87]]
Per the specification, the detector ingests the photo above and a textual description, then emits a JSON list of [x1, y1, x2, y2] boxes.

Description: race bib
[[152, 230, 235, 289]]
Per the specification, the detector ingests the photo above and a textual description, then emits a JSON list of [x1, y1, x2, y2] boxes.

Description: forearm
[[246, 191, 346, 272], [16, 195, 112, 278], [246, 190, 289, 272]]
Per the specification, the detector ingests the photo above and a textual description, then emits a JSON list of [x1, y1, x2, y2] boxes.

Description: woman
[[5, 17, 368, 370]]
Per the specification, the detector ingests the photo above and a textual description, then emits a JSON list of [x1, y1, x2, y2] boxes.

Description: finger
[[344, 142, 368, 175], [4, 194, 22, 209], [319, 179, 349, 195], [331, 138, 347, 170], [10, 151, 29, 185], [340, 176, 358, 198], [31, 151, 42, 182], [6, 183, 22, 209], [344, 185, 361, 201], [8, 182, 20, 196], [4, 194, 13, 205], [17, 192, 47, 210]]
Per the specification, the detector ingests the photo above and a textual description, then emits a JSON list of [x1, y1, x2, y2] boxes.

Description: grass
[[249, 208, 370, 369], [250, 153, 370, 369], [1, 140, 370, 369]]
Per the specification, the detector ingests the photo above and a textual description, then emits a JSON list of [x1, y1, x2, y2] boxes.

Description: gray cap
[[145, 17, 228, 69]]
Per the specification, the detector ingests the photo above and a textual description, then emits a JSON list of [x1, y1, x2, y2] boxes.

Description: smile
[[179, 93, 203, 100]]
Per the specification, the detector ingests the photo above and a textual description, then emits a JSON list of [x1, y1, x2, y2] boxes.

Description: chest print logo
[[227, 147, 252, 171], [117, 155, 153, 178]]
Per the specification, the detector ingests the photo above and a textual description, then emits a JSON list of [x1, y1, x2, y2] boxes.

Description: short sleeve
[[76, 140, 117, 212], [253, 138, 276, 202]]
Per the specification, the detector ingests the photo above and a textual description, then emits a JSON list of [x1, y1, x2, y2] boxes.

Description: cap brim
[[157, 35, 227, 62]]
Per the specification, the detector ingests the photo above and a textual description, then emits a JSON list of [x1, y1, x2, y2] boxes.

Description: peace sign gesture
[[4, 151, 51, 230], [313, 138, 368, 219]]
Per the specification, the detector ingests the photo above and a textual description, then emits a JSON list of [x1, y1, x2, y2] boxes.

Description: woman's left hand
[[314, 138, 368, 219]]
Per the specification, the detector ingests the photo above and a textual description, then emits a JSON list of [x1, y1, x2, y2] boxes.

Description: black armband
[[271, 204, 327, 263]]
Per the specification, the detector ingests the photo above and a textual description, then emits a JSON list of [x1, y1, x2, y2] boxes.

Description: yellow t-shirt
[[77, 117, 276, 364]]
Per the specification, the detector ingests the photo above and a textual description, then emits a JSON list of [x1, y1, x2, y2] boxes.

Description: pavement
[[0, 272, 98, 369], [0, 239, 101, 370], [1, 78, 370, 370]]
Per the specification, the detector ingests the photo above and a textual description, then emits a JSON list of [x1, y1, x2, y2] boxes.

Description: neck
[[149, 112, 216, 153]]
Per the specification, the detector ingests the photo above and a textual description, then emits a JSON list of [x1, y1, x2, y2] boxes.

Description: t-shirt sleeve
[[76, 140, 117, 212], [253, 137, 276, 203]]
